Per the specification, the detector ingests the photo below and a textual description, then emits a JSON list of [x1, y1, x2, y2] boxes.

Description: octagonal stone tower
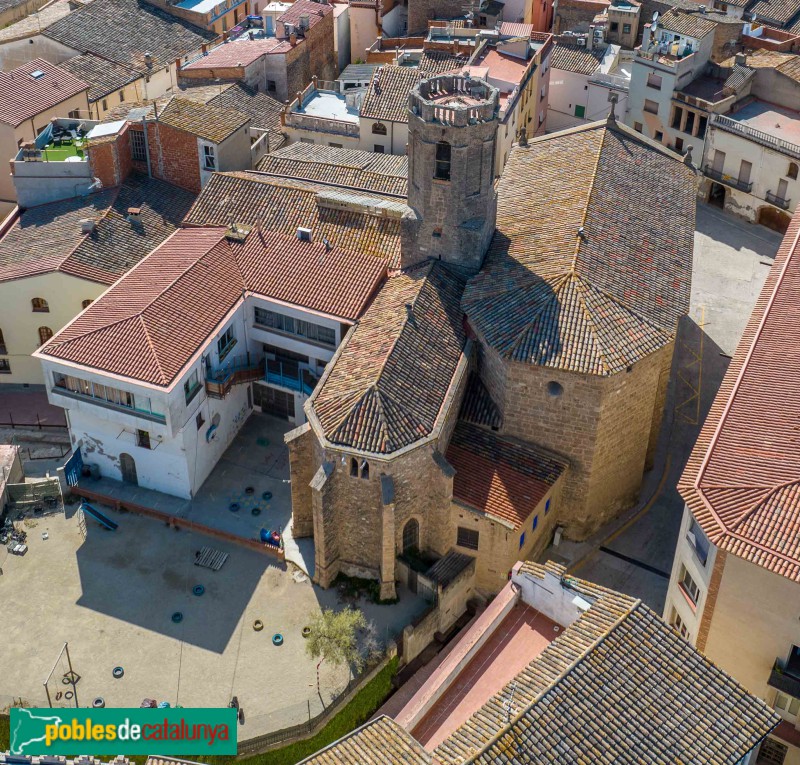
[[401, 73, 500, 275]]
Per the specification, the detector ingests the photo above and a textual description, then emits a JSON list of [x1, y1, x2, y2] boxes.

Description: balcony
[[703, 165, 753, 193], [769, 647, 800, 699], [205, 353, 265, 399], [265, 359, 318, 395], [766, 190, 791, 210], [712, 114, 800, 162]]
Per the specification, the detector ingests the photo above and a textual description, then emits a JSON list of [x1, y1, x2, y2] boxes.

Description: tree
[[305, 608, 366, 698]]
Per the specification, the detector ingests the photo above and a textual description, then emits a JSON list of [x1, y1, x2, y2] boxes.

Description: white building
[[36, 226, 386, 498]]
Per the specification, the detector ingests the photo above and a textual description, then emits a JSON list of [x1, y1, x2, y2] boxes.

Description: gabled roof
[[310, 262, 466, 454], [0, 58, 88, 127], [679, 215, 800, 582], [0, 173, 195, 285], [463, 121, 696, 376], [157, 97, 250, 143], [658, 7, 718, 37], [182, 38, 287, 69], [360, 66, 422, 123], [435, 562, 779, 765], [256, 144, 408, 197], [746, 0, 800, 26], [446, 422, 567, 528], [44, 0, 215, 73], [59, 53, 140, 103], [277, 0, 332, 29], [40, 227, 387, 385], [298, 716, 430, 765], [184, 171, 404, 267]]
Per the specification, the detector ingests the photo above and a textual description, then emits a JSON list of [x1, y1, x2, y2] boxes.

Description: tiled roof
[[499, 21, 535, 37], [0, 173, 195, 285], [310, 262, 466, 454], [0, 0, 71, 44], [435, 562, 779, 765], [184, 171, 404, 267], [746, 0, 800, 25], [723, 63, 756, 90], [418, 50, 471, 74], [157, 97, 250, 143], [0, 58, 88, 127], [277, 0, 332, 29], [40, 227, 386, 385], [59, 53, 139, 103], [338, 63, 380, 82], [44, 0, 215, 73], [205, 83, 284, 133], [183, 38, 286, 69], [458, 373, 502, 429], [257, 144, 408, 196], [777, 53, 800, 82], [658, 7, 718, 37], [360, 66, 422, 123], [463, 122, 696, 376], [298, 716, 430, 765], [550, 42, 606, 74], [679, 215, 800, 582], [446, 422, 567, 528], [424, 551, 475, 588]]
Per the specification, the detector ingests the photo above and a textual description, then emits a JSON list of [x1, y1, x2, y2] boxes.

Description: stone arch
[[120, 453, 138, 485], [757, 205, 791, 234], [402, 517, 420, 553]]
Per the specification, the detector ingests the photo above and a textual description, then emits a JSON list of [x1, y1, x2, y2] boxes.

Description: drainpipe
[[141, 116, 153, 178]]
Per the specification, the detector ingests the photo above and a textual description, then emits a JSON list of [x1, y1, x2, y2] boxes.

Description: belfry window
[[434, 141, 451, 181]]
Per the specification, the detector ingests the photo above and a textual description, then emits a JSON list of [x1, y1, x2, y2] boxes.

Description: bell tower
[[401, 73, 500, 274]]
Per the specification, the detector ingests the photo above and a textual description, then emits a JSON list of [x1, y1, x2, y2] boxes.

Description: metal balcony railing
[[205, 354, 265, 399], [769, 658, 800, 699], [703, 165, 753, 193], [265, 360, 318, 395], [712, 115, 800, 161], [766, 191, 791, 210]]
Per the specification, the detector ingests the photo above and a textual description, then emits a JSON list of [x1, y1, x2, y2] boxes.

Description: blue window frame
[[532, 515, 539, 531], [545, 498, 551, 514], [519, 531, 525, 549]]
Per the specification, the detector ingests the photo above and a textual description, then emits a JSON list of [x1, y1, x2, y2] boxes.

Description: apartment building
[[665, 213, 800, 765]]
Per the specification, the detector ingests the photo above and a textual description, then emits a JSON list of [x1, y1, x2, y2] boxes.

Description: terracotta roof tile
[[679, 214, 800, 581], [463, 122, 696, 376], [658, 7, 719, 36], [184, 171, 404, 267], [0, 173, 195, 285], [746, 0, 800, 26], [183, 38, 286, 69], [458, 373, 502, 429], [40, 227, 386, 385], [310, 262, 466, 454], [360, 66, 422, 123], [435, 563, 779, 765], [277, 0, 332, 29], [257, 144, 407, 196], [59, 53, 139, 103], [447, 422, 567, 528], [550, 42, 606, 75], [499, 21, 536, 37], [0, 58, 88, 127], [44, 0, 215, 73], [157, 97, 250, 143]]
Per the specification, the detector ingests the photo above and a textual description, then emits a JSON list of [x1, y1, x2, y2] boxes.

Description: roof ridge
[[59, 186, 122, 272], [504, 272, 571, 359], [458, 594, 641, 764], [569, 127, 606, 276], [725, 480, 800, 535], [136, 313, 169, 385], [570, 272, 611, 375]]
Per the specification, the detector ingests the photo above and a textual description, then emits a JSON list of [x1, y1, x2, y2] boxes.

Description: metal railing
[[284, 111, 360, 137], [703, 165, 753, 193], [766, 190, 791, 210], [265, 360, 317, 395], [712, 114, 800, 161], [205, 354, 265, 399]]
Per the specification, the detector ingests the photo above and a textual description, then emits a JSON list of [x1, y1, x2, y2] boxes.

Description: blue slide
[[81, 501, 118, 531]]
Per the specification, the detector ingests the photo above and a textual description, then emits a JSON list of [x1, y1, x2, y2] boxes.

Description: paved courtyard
[[0, 499, 428, 737], [540, 204, 785, 611]]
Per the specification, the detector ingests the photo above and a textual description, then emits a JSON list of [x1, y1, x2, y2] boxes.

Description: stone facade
[[406, 0, 466, 35], [401, 75, 500, 275], [478, 326, 674, 540]]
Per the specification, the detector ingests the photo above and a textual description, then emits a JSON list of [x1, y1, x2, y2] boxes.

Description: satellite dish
[[652, 10, 659, 21]]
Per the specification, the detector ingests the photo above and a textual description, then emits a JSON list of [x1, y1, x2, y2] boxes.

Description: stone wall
[[285, 423, 315, 537], [407, 0, 466, 34]]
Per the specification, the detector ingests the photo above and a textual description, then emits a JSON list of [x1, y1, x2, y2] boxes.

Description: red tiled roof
[[679, 214, 800, 581], [40, 227, 386, 386], [446, 422, 567, 528], [278, 0, 332, 29], [183, 38, 288, 69], [0, 58, 88, 127], [499, 21, 535, 37]]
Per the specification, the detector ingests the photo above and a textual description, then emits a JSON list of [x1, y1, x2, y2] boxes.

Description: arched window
[[38, 326, 53, 346], [372, 122, 387, 135], [360, 460, 369, 480], [350, 457, 358, 477], [31, 297, 49, 313], [81, 299, 93, 309], [402, 518, 419, 552], [789, 162, 799, 180], [434, 141, 451, 181]]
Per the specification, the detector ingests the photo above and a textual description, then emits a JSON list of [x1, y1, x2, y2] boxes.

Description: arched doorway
[[708, 182, 725, 209], [402, 518, 419, 553], [757, 205, 791, 234], [119, 453, 138, 485]]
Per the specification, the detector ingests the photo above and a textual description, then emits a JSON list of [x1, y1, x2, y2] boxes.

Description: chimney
[[80, 218, 97, 234], [145, 52, 153, 68], [735, 52, 747, 65], [587, 24, 595, 50], [127, 206, 142, 222], [290, 31, 297, 45]]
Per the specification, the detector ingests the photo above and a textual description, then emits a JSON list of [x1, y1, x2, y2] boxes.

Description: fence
[[6, 477, 62, 510], [0, 413, 66, 430], [237, 651, 395, 755]]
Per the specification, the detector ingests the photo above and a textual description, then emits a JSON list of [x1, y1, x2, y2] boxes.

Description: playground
[[0, 499, 429, 737]]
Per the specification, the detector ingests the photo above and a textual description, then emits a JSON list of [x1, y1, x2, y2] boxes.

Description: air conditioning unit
[[577, 36, 587, 46]]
